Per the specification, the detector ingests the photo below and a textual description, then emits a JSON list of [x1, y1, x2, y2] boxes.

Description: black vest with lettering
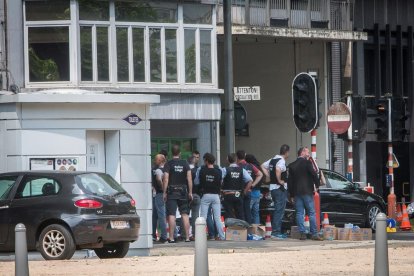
[[152, 165, 164, 193], [269, 158, 287, 184], [167, 159, 188, 188], [222, 166, 244, 191], [199, 167, 222, 194]]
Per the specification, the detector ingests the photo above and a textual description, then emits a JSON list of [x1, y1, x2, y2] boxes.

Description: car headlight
[[407, 203, 414, 215]]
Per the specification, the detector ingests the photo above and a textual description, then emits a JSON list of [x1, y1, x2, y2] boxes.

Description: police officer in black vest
[[222, 153, 253, 220], [163, 145, 193, 243]]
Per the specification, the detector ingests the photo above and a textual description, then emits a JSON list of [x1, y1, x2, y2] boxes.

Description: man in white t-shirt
[[261, 144, 290, 239]]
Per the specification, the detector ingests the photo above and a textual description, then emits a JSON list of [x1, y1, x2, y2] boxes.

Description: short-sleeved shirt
[[262, 155, 287, 191]]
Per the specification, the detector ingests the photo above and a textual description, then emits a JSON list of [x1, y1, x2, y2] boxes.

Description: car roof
[[0, 171, 100, 177]]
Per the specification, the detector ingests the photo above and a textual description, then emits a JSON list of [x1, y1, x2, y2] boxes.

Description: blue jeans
[[200, 194, 225, 240], [295, 194, 317, 236], [190, 194, 201, 236], [152, 193, 167, 240], [206, 208, 216, 238], [243, 192, 252, 224], [271, 188, 287, 235], [250, 196, 260, 224]]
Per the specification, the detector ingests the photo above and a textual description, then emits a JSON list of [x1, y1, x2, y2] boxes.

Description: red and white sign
[[327, 102, 351, 134]]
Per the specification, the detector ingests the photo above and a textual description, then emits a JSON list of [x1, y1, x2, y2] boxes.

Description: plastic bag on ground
[[224, 218, 250, 228]]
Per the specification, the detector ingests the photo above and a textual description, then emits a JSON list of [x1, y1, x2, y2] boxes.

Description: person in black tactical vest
[[187, 155, 201, 241], [194, 153, 225, 240], [261, 144, 290, 239], [236, 150, 263, 224], [222, 153, 253, 220], [163, 145, 193, 243], [151, 154, 168, 243]]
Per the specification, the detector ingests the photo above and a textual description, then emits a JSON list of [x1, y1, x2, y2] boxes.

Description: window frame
[[23, 0, 217, 88], [15, 176, 62, 199]]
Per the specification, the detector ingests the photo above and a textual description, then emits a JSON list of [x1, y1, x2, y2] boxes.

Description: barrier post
[[374, 213, 389, 276], [194, 217, 209, 276], [15, 223, 29, 276]]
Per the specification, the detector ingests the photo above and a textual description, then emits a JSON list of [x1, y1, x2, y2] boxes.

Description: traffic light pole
[[346, 91, 353, 182], [223, 0, 235, 155], [386, 95, 396, 220]]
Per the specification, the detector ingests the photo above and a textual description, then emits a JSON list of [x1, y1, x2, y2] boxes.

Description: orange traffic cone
[[396, 204, 403, 223], [322, 213, 329, 227], [400, 204, 412, 231], [221, 216, 227, 236], [304, 215, 310, 233], [265, 215, 272, 238]]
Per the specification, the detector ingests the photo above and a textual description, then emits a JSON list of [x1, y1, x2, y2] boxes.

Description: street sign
[[327, 102, 351, 134], [386, 153, 400, 169], [234, 86, 261, 101]]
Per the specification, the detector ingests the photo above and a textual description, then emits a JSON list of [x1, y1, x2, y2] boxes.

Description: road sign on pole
[[327, 102, 351, 134]]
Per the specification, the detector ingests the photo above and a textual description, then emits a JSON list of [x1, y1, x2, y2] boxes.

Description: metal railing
[[217, 0, 353, 31]]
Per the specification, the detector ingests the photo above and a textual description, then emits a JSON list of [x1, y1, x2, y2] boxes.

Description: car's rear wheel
[[94, 242, 129, 259], [367, 204, 382, 231], [38, 224, 76, 260]]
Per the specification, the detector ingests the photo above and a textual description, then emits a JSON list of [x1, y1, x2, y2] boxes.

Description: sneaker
[[189, 236, 195, 241], [158, 238, 168, 244], [185, 239, 191, 242], [208, 236, 215, 241], [311, 235, 324, 241], [167, 239, 176, 244], [271, 234, 286, 240], [299, 233, 307, 240]]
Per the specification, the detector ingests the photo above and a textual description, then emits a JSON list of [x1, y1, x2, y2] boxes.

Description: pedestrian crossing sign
[[386, 153, 400, 169]]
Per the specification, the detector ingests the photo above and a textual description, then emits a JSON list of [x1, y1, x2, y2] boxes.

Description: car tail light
[[130, 199, 136, 207], [75, 199, 103, 209]]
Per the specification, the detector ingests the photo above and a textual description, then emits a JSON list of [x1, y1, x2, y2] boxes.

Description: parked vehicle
[[0, 171, 139, 260], [259, 169, 386, 230]]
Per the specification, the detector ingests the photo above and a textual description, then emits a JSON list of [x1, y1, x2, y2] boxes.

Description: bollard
[[374, 213, 389, 276], [15, 223, 29, 276], [194, 217, 209, 276]]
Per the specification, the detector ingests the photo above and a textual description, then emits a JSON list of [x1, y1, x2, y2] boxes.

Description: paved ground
[[1, 238, 414, 275]]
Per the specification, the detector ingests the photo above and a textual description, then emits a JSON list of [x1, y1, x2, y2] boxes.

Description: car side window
[[0, 176, 18, 200], [15, 177, 61, 199], [324, 171, 352, 190]]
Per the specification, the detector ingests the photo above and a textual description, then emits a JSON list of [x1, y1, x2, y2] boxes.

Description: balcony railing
[[217, 0, 352, 31]]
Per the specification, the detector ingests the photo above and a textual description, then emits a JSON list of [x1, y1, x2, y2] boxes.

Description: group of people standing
[[152, 143, 324, 243]]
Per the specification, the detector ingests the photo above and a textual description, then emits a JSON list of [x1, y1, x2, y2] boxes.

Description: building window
[[28, 27, 70, 82], [24, 0, 215, 86]]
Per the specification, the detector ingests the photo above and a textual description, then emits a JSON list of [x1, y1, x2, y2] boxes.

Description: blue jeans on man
[[295, 194, 317, 236], [200, 194, 225, 240], [250, 190, 261, 224], [152, 193, 168, 240], [271, 188, 287, 235]]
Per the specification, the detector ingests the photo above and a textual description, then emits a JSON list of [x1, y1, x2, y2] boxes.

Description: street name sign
[[234, 86, 261, 101]]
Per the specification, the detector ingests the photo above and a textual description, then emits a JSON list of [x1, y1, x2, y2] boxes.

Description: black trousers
[[223, 194, 245, 221]]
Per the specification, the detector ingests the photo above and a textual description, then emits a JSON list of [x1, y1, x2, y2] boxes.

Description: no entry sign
[[327, 102, 351, 134]]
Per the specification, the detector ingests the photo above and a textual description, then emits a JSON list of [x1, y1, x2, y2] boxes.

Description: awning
[[150, 94, 221, 121]]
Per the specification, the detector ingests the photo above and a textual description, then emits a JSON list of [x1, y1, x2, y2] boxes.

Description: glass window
[[149, 28, 161, 82], [200, 30, 212, 83], [183, 3, 212, 24], [324, 171, 352, 190], [0, 176, 18, 200], [133, 28, 145, 82], [80, 26, 93, 81], [28, 27, 69, 82], [117, 28, 129, 82], [185, 29, 196, 83], [96, 27, 109, 81], [16, 177, 61, 198], [165, 29, 177, 83], [78, 0, 110, 21], [25, 0, 70, 21], [115, 1, 177, 23], [75, 173, 125, 196]]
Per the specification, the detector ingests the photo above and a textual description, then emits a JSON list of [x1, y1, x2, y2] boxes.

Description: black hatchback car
[[0, 171, 140, 260], [260, 169, 386, 230]]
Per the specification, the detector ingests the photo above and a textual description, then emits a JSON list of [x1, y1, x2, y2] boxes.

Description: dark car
[[0, 171, 140, 260], [260, 169, 386, 230]]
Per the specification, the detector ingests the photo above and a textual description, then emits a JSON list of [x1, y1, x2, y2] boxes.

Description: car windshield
[[75, 173, 125, 196], [0, 176, 18, 200]]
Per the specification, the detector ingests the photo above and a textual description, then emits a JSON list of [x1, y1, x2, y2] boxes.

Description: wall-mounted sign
[[123, 113, 142, 126], [56, 158, 79, 171], [234, 86, 261, 101], [30, 159, 54, 171], [87, 143, 98, 168]]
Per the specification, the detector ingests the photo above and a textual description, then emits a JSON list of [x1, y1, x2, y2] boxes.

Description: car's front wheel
[[366, 204, 382, 231], [38, 224, 76, 260], [94, 242, 130, 259]]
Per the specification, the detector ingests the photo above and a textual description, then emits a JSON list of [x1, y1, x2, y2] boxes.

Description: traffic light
[[391, 98, 408, 141], [374, 99, 389, 141], [351, 96, 367, 141], [292, 73, 319, 133]]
